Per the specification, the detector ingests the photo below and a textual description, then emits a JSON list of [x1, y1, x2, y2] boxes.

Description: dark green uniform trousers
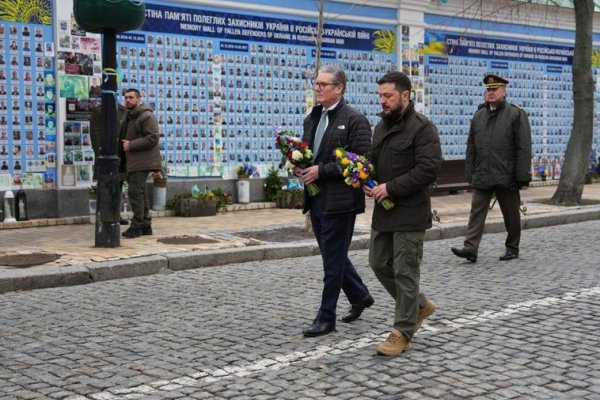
[[464, 187, 521, 256], [369, 230, 428, 340], [127, 170, 151, 230]]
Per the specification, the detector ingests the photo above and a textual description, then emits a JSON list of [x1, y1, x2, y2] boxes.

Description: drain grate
[[157, 236, 219, 245], [0, 253, 61, 268]]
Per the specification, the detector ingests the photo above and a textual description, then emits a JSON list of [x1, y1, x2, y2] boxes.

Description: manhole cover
[[0, 253, 61, 268], [158, 236, 219, 245], [234, 227, 315, 242]]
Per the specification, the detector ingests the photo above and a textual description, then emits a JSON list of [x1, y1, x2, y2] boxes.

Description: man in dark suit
[[298, 65, 374, 337]]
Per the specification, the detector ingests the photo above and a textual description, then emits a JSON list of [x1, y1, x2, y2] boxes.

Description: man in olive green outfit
[[451, 74, 532, 262], [364, 71, 442, 356], [120, 88, 162, 238]]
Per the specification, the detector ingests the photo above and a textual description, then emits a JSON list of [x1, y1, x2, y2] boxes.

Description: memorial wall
[[0, 0, 598, 193]]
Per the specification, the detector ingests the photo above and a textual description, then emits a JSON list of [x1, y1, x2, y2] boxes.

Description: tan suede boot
[[415, 299, 436, 333], [377, 330, 411, 356]]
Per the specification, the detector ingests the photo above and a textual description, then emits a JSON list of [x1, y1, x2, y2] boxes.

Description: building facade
[[0, 0, 598, 218]]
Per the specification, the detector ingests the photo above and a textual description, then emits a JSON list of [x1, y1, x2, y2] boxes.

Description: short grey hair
[[318, 64, 347, 94]]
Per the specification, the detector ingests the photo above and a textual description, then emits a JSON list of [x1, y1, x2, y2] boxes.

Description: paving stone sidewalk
[[0, 220, 599, 399]]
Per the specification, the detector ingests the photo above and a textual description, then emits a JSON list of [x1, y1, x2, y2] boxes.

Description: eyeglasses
[[314, 82, 338, 89]]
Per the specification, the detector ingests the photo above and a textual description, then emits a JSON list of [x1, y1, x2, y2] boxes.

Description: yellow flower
[[356, 162, 363, 170], [343, 169, 349, 177], [341, 157, 350, 166], [335, 149, 343, 159]]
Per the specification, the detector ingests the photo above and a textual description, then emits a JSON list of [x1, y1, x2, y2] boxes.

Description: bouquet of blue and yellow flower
[[236, 162, 256, 179], [274, 128, 319, 196], [334, 147, 395, 210]]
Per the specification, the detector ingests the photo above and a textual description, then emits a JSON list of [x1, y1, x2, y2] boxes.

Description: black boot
[[122, 227, 141, 238]]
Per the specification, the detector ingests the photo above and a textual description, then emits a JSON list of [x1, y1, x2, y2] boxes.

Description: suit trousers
[[127, 170, 152, 230], [369, 230, 426, 340], [310, 212, 370, 323], [464, 187, 521, 255]]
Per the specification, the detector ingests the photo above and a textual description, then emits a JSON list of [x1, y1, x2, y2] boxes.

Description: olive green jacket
[[465, 100, 532, 189], [120, 104, 162, 173], [370, 101, 442, 232]]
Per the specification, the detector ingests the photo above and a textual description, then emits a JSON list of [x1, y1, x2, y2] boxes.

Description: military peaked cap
[[483, 74, 509, 88]]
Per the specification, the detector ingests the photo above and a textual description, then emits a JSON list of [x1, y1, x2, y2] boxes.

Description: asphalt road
[[1, 220, 599, 399]]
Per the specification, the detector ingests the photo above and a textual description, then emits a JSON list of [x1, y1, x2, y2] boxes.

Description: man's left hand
[[300, 165, 319, 185], [122, 140, 130, 152], [371, 182, 389, 203]]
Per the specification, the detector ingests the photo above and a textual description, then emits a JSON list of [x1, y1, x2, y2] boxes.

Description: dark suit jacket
[[301, 97, 372, 216]]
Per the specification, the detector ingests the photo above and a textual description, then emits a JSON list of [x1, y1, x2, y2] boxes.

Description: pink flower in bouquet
[[334, 147, 395, 210], [274, 128, 319, 196]]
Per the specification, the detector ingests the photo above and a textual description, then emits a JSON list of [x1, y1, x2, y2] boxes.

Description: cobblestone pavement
[[1, 220, 599, 400]]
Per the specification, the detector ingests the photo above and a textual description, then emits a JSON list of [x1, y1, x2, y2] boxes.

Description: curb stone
[[86, 255, 169, 282], [0, 207, 599, 294], [0, 265, 90, 293]]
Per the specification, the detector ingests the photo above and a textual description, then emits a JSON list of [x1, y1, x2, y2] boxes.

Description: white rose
[[285, 160, 295, 169], [304, 149, 313, 158], [291, 150, 303, 161]]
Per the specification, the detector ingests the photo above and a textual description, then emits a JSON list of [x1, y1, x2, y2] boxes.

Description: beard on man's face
[[383, 101, 404, 116]]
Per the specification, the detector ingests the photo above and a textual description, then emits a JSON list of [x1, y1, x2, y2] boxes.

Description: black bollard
[[95, 29, 120, 247], [72, 0, 145, 247]]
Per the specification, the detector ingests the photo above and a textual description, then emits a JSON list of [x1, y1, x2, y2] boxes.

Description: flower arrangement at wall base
[[236, 163, 257, 179], [166, 185, 218, 217], [275, 188, 304, 209], [150, 169, 168, 211], [151, 170, 168, 188], [235, 163, 257, 203], [211, 187, 233, 210]]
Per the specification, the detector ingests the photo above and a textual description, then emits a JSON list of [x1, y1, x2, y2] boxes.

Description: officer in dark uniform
[[451, 74, 532, 262]]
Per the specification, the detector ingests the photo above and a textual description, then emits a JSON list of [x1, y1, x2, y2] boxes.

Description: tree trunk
[[551, 0, 595, 205]]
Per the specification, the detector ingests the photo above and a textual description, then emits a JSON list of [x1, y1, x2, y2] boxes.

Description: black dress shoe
[[141, 226, 153, 235], [451, 247, 477, 263], [122, 227, 141, 238], [499, 251, 518, 261], [303, 320, 336, 337], [341, 295, 374, 323]]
